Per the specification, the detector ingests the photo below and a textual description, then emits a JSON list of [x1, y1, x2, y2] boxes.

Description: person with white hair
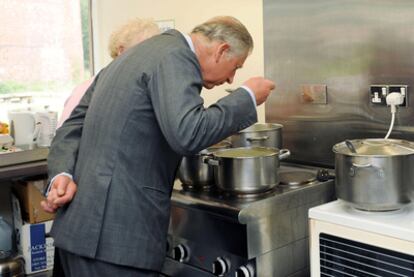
[[58, 18, 160, 127]]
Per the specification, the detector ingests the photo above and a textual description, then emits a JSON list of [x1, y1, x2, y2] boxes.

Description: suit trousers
[[55, 247, 163, 277]]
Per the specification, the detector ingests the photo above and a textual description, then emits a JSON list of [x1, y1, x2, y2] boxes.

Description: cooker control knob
[[212, 257, 229, 276], [235, 265, 253, 277], [172, 244, 188, 263]]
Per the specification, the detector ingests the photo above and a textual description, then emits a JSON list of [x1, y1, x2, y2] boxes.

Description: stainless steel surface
[[334, 139, 414, 211], [163, 163, 335, 276], [0, 147, 49, 168], [162, 258, 215, 277], [264, 0, 414, 167], [178, 155, 214, 190], [345, 140, 357, 154], [0, 161, 47, 181], [230, 123, 283, 149], [0, 147, 48, 180], [334, 138, 414, 156], [178, 142, 231, 190], [208, 147, 290, 194], [279, 171, 316, 187], [0, 256, 24, 277]]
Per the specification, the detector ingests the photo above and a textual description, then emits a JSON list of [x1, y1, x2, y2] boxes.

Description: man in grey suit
[[42, 16, 275, 276]]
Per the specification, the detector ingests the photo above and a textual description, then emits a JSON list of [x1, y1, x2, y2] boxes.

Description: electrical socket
[[388, 85, 408, 106], [370, 85, 408, 106], [370, 85, 388, 105]]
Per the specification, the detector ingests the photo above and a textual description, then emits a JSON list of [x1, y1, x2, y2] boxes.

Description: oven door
[[161, 257, 215, 277]]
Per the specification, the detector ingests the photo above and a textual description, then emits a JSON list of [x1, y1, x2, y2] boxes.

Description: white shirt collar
[[182, 32, 195, 53]]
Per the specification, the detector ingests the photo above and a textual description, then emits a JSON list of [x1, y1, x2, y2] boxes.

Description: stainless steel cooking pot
[[333, 138, 414, 211], [230, 123, 283, 149], [177, 141, 231, 190], [206, 147, 290, 194], [0, 256, 24, 277]]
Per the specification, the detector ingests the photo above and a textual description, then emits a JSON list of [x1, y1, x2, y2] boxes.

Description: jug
[[35, 110, 57, 148], [8, 110, 38, 147]]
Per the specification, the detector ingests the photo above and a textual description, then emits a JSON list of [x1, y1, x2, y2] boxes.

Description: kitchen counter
[[0, 147, 48, 181]]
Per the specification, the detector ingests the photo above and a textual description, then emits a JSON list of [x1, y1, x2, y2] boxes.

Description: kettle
[[8, 110, 38, 147], [8, 108, 57, 148]]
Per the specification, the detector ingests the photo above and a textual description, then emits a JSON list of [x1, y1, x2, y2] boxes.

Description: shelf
[[0, 147, 48, 181]]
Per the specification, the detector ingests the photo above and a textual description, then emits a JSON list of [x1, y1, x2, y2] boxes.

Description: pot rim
[[238, 123, 283, 133], [333, 138, 414, 157], [212, 146, 280, 159]]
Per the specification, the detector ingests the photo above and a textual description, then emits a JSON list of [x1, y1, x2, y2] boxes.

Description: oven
[[161, 163, 335, 277]]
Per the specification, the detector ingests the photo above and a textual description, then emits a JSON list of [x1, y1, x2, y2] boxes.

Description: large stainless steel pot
[[230, 123, 283, 149], [177, 141, 231, 190], [206, 147, 290, 194], [333, 138, 414, 211]]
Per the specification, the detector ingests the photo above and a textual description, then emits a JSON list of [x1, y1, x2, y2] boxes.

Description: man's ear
[[215, 43, 230, 63], [117, 45, 125, 57]]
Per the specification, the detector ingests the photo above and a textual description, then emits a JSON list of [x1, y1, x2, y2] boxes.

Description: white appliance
[[8, 108, 57, 147], [8, 110, 38, 146], [309, 200, 414, 276]]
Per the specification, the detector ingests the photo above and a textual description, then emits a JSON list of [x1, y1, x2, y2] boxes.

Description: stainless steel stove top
[[162, 163, 336, 277]]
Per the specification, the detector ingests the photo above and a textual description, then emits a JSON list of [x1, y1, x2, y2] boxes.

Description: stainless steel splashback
[[264, 0, 414, 167]]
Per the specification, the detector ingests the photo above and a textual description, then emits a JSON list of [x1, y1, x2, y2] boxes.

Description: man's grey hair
[[191, 16, 253, 58]]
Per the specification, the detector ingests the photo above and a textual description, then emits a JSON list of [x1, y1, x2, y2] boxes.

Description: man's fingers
[[54, 194, 73, 206], [46, 188, 58, 203], [53, 181, 77, 205], [56, 180, 69, 196], [40, 200, 57, 214]]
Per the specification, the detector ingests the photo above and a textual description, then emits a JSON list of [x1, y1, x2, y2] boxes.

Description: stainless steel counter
[[0, 147, 48, 181]]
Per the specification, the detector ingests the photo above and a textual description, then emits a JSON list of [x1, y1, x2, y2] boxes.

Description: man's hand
[[243, 77, 276, 106], [40, 175, 77, 213]]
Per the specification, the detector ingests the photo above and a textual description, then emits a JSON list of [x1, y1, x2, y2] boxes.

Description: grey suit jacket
[[48, 30, 257, 270]]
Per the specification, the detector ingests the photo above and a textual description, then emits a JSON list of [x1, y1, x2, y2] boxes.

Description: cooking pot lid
[[279, 171, 316, 187], [213, 147, 277, 158], [239, 123, 283, 133], [333, 139, 414, 156]]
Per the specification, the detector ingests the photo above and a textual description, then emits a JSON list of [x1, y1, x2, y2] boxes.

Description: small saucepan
[[177, 141, 231, 190]]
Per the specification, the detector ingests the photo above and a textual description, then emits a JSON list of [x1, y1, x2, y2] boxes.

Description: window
[[0, 0, 93, 122]]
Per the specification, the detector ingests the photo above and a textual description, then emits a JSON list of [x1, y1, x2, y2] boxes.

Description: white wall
[[91, 0, 265, 121]]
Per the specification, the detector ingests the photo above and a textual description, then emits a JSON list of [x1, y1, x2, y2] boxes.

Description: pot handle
[[352, 162, 372, 168], [202, 154, 220, 166], [350, 163, 384, 178], [247, 136, 269, 142], [278, 149, 291, 160]]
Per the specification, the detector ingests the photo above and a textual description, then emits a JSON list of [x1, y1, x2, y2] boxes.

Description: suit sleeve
[[47, 73, 101, 181], [149, 48, 257, 156]]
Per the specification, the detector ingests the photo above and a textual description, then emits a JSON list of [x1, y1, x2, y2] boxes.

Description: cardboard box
[[12, 194, 54, 275], [13, 179, 54, 224]]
